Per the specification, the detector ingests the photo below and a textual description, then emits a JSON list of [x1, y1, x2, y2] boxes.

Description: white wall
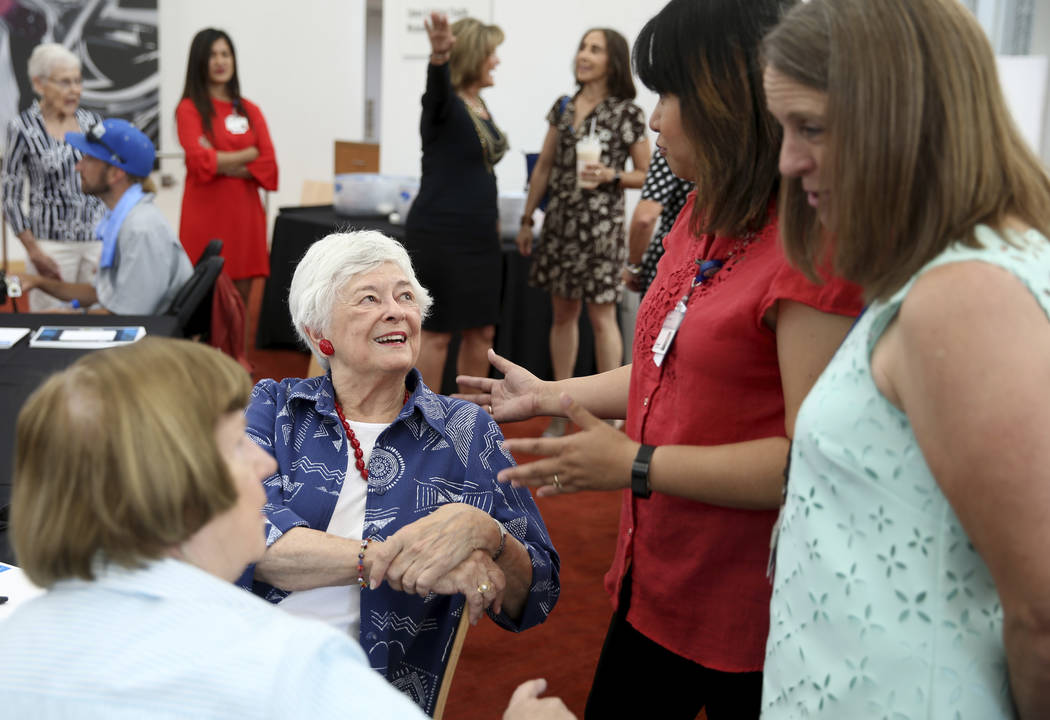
[[379, 0, 661, 206], [1032, 0, 1050, 164], [154, 0, 367, 236], [365, 6, 383, 140], [5, 0, 1048, 267]]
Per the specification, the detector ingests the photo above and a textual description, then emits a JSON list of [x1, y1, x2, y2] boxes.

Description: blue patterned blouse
[[240, 369, 560, 715]]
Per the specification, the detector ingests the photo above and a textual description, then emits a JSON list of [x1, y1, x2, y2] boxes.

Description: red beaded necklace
[[334, 389, 411, 481]]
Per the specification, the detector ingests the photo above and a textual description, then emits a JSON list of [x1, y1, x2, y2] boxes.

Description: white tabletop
[[0, 562, 46, 621]]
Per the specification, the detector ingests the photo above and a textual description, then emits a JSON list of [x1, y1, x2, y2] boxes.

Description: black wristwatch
[[631, 444, 656, 498]]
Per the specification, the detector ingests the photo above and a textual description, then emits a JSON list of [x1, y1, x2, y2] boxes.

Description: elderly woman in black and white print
[[1, 43, 104, 311]]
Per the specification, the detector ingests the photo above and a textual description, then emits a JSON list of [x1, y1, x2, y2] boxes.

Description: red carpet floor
[[241, 282, 623, 718]]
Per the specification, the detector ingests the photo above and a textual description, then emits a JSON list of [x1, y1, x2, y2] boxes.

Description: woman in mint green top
[[760, 0, 1050, 717]]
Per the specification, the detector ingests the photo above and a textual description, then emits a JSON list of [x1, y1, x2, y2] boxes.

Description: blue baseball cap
[[66, 118, 155, 177]]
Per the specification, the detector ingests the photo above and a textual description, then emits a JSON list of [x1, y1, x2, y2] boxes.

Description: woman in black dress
[[404, 12, 508, 392]]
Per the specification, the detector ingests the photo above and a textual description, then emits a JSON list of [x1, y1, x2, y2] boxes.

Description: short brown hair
[[634, 0, 792, 237], [764, 0, 1050, 300], [12, 338, 252, 588], [449, 17, 504, 90]]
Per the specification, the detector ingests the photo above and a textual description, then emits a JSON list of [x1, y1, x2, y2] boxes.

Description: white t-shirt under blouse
[[276, 420, 386, 639]]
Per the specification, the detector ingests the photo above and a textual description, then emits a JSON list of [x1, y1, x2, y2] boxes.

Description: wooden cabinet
[[334, 141, 379, 175]]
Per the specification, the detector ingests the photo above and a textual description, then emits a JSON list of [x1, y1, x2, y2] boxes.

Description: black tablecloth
[[257, 205, 596, 391], [257, 206, 406, 349], [0, 314, 180, 564]]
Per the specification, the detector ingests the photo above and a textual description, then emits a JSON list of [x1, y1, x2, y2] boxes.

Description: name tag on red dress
[[225, 113, 249, 135]]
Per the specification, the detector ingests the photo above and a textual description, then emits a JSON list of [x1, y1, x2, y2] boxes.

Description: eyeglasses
[[86, 123, 125, 165], [47, 76, 83, 90]]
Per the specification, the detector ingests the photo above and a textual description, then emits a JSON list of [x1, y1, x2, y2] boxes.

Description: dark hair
[[179, 28, 247, 136], [577, 28, 636, 101], [633, 0, 793, 236], [764, 0, 1050, 300]]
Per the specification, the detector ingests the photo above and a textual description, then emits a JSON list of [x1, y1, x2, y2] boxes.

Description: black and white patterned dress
[[1, 102, 105, 243], [638, 150, 694, 295], [529, 95, 646, 304]]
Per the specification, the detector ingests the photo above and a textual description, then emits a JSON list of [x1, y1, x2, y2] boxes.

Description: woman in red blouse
[[458, 1, 863, 718], [176, 28, 278, 306]]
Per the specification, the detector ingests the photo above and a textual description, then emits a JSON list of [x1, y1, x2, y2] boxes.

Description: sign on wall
[[397, 2, 492, 58], [0, 0, 158, 152]]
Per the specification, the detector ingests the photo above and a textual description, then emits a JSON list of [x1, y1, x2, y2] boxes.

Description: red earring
[[318, 339, 335, 356]]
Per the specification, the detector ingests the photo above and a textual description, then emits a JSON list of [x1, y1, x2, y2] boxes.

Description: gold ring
[[477, 582, 491, 594], [488, 404, 493, 415], [553, 473, 562, 489]]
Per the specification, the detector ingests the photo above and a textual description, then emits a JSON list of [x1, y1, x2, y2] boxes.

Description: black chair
[[196, 238, 223, 266], [167, 255, 224, 338]]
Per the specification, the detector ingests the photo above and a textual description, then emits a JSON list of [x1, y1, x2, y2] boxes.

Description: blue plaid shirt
[[240, 370, 559, 715]]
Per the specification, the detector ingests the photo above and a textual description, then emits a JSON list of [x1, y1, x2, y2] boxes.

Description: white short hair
[[288, 230, 433, 371], [28, 43, 80, 83]]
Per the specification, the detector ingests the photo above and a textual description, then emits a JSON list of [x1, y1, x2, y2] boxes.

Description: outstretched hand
[[424, 11, 456, 56], [503, 679, 577, 720], [498, 394, 639, 497], [454, 348, 547, 422]]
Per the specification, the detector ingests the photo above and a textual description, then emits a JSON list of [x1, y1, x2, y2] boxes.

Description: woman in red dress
[[176, 28, 278, 305]]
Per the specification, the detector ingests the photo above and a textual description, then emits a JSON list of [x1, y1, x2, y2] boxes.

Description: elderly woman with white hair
[[1, 43, 105, 310], [240, 230, 559, 716]]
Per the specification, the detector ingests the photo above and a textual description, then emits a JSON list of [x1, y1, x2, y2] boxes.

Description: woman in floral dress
[[515, 28, 649, 436]]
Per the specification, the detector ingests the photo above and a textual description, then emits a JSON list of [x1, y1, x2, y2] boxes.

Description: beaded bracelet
[[357, 539, 370, 589]]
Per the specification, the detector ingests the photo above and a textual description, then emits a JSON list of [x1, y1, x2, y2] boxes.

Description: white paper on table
[[29, 326, 146, 349], [0, 562, 46, 621], [58, 329, 117, 342], [0, 327, 29, 349]]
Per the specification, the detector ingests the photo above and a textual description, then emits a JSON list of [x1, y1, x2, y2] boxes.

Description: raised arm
[[418, 10, 458, 134], [878, 261, 1050, 719]]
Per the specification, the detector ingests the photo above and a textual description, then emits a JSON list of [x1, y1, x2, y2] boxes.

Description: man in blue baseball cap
[[16, 118, 192, 314]]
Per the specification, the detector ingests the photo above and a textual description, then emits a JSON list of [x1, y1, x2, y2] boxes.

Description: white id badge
[[652, 296, 688, 367], [225, 113, 249, 134]]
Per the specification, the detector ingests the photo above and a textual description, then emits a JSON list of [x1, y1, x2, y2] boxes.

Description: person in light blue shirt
[[0, 338, 426, 719]]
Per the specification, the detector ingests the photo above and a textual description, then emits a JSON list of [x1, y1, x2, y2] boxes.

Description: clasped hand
[[498, 393, 639, 497], [368, 502, 504, 624]]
